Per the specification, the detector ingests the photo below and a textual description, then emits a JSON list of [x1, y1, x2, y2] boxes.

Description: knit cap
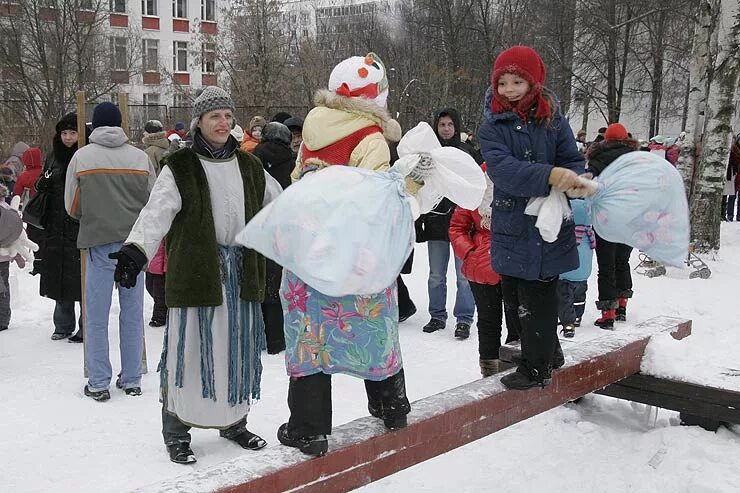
[[0, 206, 22, 247], [92, 102, 122, 129], [604, 123, 629, 142], [190, 86, 236, 134], [490, 45, 550, 122], [261, 122, 291, 146], [249, 116, 267, 133]]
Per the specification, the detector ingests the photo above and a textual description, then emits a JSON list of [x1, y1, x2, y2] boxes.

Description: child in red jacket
[[14, 147, 43, 201], [449, 169, 520, 376]]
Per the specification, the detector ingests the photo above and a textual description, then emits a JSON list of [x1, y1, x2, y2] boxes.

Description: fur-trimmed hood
[[142, 131, 169, 149], [303, 89, 401, 151]]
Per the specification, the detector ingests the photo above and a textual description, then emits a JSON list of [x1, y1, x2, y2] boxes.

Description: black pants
[[287, 369, 411, 437], [557, 279, 588, 324], [53, 300, 83, 335], [145, 273, 167, 324], [397, 275, 415, 316], [722, 194, 736, 220], [261, 302, 285, 353], [0, 262, 9, 328], [595, 233, 633, 308], [501, 275, 560, 381], [469, 282, 520, 360], [161, 407, 247, 446]]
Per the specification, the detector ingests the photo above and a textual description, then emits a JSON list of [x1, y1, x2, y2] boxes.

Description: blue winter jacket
[[478, 87, 585, 280], [560, 199, 594, 282]]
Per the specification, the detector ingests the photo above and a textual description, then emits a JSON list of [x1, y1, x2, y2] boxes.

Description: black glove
[[108, 244, 147, 288]]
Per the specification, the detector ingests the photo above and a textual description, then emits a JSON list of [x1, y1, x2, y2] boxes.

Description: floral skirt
[[281, 270, 403, 381]]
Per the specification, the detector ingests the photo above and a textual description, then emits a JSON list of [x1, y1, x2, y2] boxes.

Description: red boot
[[616, 297, 628, 322], [595, 309, 616, 330]]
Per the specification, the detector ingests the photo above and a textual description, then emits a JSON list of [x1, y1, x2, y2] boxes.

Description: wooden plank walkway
[[137, 316, 691, 493]]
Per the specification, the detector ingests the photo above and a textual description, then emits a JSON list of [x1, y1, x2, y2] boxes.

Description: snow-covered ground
[[1, 226, 739, 493]]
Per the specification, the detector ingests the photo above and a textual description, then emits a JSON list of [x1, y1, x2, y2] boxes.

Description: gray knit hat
[[190, 86, 236, 134], [0, 206, 22, 248]]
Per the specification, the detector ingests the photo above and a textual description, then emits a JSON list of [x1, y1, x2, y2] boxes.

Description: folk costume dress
[[126, 134, 282, 430]]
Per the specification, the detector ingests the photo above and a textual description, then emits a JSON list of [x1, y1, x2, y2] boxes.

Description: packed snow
[[1, 225, 739, 493]]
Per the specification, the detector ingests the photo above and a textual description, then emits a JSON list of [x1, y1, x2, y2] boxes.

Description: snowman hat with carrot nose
[[328, 52, 389, 108]]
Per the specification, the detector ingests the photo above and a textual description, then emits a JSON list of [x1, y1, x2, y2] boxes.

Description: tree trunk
[[686, 0, 740, 252], [581, 96, 590, 132]]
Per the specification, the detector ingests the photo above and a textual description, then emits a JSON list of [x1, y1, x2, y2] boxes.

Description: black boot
[[68, 330, 83, 343], [454, 322, 470, 340], [226, 430, 267, 450], [277, 423, 328, 456], [500, 366, 550, 390], [422, 318, 445, 333], [167, 443, 196, 464]]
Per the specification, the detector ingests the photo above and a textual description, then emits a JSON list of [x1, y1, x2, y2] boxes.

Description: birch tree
[[677, 0, 740, 252]]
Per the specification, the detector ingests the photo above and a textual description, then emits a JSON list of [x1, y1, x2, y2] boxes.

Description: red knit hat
[[490, 46, 551, 122], [604, 123, 629, 142]]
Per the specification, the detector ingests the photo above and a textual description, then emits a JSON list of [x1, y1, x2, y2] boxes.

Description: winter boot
[[560, 323, 576, 338], [594, 309, 616, 330], [552, 343, 565, 370], [398, 303, 417, 323], [500, 366, 550, 390], [277, 423, 328, 457], [383, 415, 408, 431], [616, 297, 628, 322], [422, 318, 445, 333], [68, 330, 83, 343], [84, 385, 110, 402], [225, 430, 267, 450], [167, 443, 196, 464], [479, 358, 501, 377], [574, 317, 582, 327], [454, 322, 470, 340], [115, 376, 142, 396]]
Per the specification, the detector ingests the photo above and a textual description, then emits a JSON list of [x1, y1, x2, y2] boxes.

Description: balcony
[[202, 73, 216, 86], [110, 13, 128, 27], [110, 70, 129, 84], [173, 73, 190, 85], [39, 7, 57, 21], [200, 21, 217, 34], [0, 3, 19, 16], [143, 72, 160, 85], [172, 19, 189, 32], [142, 16, 159, 30]]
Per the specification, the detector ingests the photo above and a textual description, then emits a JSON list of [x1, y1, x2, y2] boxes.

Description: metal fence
[[0, 101, 310, 154]]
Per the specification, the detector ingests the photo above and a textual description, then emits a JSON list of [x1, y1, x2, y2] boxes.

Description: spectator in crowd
[[142, 120, 169, 174], [415, 107, 479, 339], [284, 116, 304, 156], [241, 116, 266, 153], [64, 102, 155, 401]]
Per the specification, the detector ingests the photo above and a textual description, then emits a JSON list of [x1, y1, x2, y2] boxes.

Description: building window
[[80, 0, 93, 9], [173, 41, 188, 72], [143, 93, 160, 105], [172, 0, 186, 18], [201, 0, 215, 21], [110, 0, 126, 13], [142, 39, 159, 72], [202, 42, 215, 73], [110, 36, 128, 70], [142, 0, 157, 16], [173, 93, 189, 107]]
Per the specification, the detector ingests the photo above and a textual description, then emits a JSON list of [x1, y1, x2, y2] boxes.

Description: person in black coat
[[37, 113, 84, 341], [415, 107, 481, 339], [252, 122, 293, 353]]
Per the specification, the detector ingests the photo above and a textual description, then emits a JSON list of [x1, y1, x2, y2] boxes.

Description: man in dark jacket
[[415, 108, 480, 339]]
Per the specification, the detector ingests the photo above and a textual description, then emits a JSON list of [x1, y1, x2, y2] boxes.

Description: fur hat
[[490, 45, 550, 122], [92, 102, 122, 129], [260, 122, 291, 147], [249, 116, 267, 133], [284, 116, 304, 131], [328, 52, 389, 108], [144, 119, 164, 133], [604, 123, 629, 142], [56, 113, 78, 135], [190, 86, 236, 134], [271, 112, 292, 124]]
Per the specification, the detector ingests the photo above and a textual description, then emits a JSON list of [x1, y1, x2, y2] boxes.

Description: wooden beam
[[117, 92, 130, 138], [596, 374, 740, 424], [137, 316, 691, 493], [76, 91, 86, 147]]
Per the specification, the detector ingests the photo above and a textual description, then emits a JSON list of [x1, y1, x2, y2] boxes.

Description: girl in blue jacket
[[478, 46, 589, 390]]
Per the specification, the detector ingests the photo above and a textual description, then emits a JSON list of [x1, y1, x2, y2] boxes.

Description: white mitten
[[407, 153, 435, 184], [0, 228, 38, 265]]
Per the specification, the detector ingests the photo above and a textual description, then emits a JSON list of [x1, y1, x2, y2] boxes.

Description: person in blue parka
[[478, 46, 590, 390]]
